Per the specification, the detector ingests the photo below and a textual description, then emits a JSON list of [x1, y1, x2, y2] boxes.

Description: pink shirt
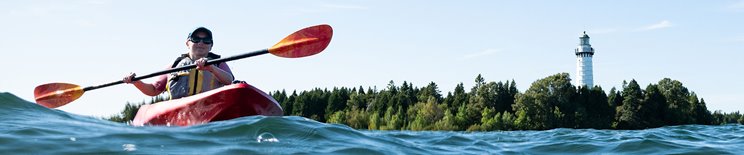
[[153, 62, 232, 92]]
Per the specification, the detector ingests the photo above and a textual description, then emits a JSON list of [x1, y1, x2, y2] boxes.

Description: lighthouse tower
[[575, 31, 594, 88]]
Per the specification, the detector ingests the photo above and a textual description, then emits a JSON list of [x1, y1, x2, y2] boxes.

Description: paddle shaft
[[83, 49, 270, 91]]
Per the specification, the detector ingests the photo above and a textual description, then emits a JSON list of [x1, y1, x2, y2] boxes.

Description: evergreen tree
[[347, 92, 367, 110], [640, 84, 665, 128], [290, 91, 302, 116], [608, 87, 622, 108], [325, 87, 349, 119], [418, 82, 442, 103], [495, 80, 518, 113], [695, 98, 713, 125], [614, 80, 644, 129], [690, 95, 712, 125], [450, 83, 469, 114]]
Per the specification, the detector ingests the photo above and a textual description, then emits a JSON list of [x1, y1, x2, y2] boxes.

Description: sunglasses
[[189, 37, 213, 44]]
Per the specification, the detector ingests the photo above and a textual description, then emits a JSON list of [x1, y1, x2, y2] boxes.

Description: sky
[[1, 0, 743, 117]]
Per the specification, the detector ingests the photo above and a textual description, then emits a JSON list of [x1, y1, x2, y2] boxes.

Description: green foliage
[[382, 106, 404, 130], [419, 82, 442, 103], [345, 108, 369, 129], [466, 124, 481, 131], [327, 111, 346, 124], [454, 105, 471, 131], [346, 92, 367, 110], [104, 95, 167, 123], [577, 86, 612, 129], [608, 87, 622, 108], [711, 111, 744, 125], [499, 112, 517, 130], [325, 87, 349, 119], [368, 112, 381, 130], [693, 98, 713, 125], [613, 80, 644, 129], [657, 78, 693, 125], [433, 109, 459, 131], [449, 83, 469, 113], [514, 109, 530, 130], [107, 73, 717, 131], [478, 109, 516, 131], [479, 108, 497, 131], [513, 73, 574, 130], [640, 84, 665, 128], [408, 97, 444, 131]]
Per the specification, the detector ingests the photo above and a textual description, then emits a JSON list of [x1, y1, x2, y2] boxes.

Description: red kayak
[[132, 83, 283, 126]]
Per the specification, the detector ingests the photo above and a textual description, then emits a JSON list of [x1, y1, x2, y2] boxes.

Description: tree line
[[106, 73, 744, 130]]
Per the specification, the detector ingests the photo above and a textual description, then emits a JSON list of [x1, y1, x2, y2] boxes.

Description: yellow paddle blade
[[34, 83, 84, 108], [269, 24, 333, 58]]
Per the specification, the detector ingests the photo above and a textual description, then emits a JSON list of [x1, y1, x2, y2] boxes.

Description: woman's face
[[187, 32, 212, 58]]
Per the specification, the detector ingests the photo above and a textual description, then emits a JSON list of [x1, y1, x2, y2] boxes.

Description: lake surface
[[1, 92, 741, 154]]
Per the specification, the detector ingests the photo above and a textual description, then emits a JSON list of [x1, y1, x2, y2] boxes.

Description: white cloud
[[460, 49, 500, 60], [640, 20, 673, 31]]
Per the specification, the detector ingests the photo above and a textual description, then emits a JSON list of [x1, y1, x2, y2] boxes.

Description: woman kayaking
[[33, 24, 330, 112], [123, 27, 234, 99]]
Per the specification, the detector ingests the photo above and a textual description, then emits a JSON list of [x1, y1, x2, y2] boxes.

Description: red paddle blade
[[34, 83, 84, 108], [269, 24, 333, 58]]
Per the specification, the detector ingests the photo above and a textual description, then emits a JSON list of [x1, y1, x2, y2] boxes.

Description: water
[[1, 92, 742, 154]]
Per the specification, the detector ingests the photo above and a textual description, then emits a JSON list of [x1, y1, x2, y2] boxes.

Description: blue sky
[[2, 0, 743, 116]]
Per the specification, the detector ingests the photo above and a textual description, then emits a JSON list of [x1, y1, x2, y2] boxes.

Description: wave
[[1, 92, 743, 154]]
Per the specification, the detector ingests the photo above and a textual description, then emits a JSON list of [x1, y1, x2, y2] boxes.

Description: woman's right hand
[[123, 72, 136, 84]]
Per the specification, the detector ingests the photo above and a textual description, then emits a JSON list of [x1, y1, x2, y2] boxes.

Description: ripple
[[2, 93, 744, 154]]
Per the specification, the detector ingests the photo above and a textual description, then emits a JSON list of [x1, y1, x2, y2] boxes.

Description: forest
[[107, 73, 744, 131]]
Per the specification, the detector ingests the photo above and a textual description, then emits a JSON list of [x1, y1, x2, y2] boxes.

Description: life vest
[[166, 53, 225, 99]]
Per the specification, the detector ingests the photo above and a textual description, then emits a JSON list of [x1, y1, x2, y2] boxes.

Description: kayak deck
[[132, 83, 283, 126]]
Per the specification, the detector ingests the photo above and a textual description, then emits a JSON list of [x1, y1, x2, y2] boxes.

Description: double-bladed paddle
[[34, 24, 333, 108]]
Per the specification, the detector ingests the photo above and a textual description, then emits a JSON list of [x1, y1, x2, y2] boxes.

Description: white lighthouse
[[575, 31, 594, 88]]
